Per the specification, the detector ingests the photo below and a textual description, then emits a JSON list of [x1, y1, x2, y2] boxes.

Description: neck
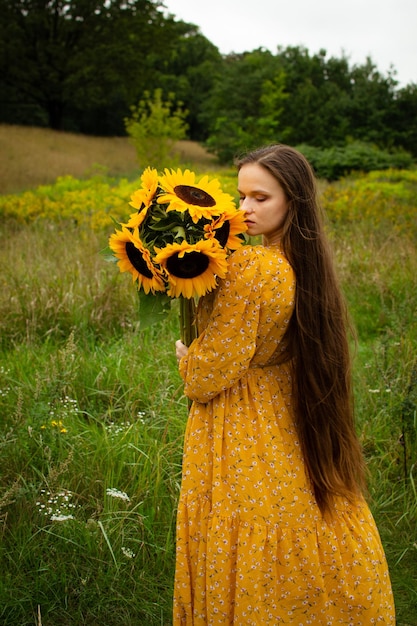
[[263, 234, 282, 247]]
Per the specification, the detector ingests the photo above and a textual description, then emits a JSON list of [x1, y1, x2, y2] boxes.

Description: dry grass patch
[[0, 125, 219, 194], [0, 125, 140, 193]]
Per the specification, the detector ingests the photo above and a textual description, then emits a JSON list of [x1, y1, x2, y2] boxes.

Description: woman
[[174, 144, 395, 624]]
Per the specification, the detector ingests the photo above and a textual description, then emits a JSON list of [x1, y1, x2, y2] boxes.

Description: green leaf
[[172, 226, 186, 239], [138, 291, 171, 330], [109, 215, 122, 228], [100, 245, 118, 264], [148, 215, 183, 231]]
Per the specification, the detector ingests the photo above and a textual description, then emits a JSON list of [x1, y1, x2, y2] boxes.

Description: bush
[[125, 89, 188, 170], [297, 141, 414, 180]]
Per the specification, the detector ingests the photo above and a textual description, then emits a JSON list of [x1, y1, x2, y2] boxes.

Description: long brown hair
[[237, 144, 366, 514]]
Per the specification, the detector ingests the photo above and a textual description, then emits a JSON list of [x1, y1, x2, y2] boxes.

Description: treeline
[[1, 0, 416, 167]]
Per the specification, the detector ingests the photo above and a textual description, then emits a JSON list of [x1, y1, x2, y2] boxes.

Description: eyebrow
[[237, 188, 269, 195]]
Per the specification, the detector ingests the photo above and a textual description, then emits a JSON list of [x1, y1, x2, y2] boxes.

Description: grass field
[[0, 126, 416, 625]]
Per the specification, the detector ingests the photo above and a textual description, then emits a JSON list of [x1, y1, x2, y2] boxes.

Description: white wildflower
[[106, 420, 132, 436], [121, 546, 135, 559], [50, 514, 75, 522], [36, 488, 79, 519], [106, 488, 130, 502]]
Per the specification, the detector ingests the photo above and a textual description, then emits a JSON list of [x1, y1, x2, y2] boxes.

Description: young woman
[[174, 144, 395, 624]]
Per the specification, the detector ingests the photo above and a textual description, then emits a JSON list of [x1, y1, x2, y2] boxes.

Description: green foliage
[[392, 83, 417, 156], [203, 50, 288, 162], [138, 290, 171, 331], [0, 0, 197, 133], [202, 47, 417, 166], [156, 31, 223, 140], [1, 0, 417, 157], [298, 142, 414, 180], [2, 0, 417, 160], [125, 89, 188, 169], [0, 168, 417, 623], [209, 69, 288, 163]]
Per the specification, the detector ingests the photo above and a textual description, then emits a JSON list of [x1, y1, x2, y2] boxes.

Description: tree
[[125, 89, 188, 169], [156, 31, 223, 141], [275, 46, 352, 146], [0, 0, 195, 132], [200, 44, 415, 166], [201, 49, 287, 162], [390, 84, 417, 157], [346, 58, 399, 146]]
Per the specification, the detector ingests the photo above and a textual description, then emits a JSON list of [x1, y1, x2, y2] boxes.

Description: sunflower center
[[125, 242, 153, 278], [166, 251, 210, 278], [214, 221, 230, 247], [174, 185, 216, 207]]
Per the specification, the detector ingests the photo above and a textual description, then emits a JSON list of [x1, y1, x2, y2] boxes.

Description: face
[[238, 163, 289, 246]]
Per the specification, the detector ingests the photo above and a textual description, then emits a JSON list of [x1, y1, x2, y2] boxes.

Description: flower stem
[[179, 297, 197, 347]]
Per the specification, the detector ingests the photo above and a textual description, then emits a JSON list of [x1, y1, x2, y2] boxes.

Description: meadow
[[0, 126, 416, 625]]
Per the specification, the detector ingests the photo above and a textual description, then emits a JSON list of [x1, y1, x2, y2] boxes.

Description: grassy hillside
[[0, 124, 218, 194]]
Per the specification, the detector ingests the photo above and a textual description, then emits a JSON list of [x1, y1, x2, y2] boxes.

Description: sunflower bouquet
[[108, 167, 247, 344]]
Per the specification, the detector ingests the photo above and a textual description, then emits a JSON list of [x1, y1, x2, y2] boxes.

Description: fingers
[[175, 340, 188, 362]]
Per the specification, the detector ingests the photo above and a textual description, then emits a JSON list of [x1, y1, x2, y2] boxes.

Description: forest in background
[[1, 0, 417, 167]]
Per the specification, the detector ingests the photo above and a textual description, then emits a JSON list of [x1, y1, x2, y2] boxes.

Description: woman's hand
[[175, 340, 188, 363]]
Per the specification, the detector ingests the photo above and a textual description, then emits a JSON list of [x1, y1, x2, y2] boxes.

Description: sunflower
[[126, 167, 159, 229], [129, 167, 159, 210], [204, 209, 247, 250], [157, 168, 236, 223], [153, 239, 228, 299], [109, 227, 165, 294]]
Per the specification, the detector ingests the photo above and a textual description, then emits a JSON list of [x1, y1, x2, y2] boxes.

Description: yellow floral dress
[[174, 245, 395, 625]]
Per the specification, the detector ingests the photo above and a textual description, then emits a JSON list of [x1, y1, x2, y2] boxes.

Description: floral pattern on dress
[[174, 245, 395, 625]]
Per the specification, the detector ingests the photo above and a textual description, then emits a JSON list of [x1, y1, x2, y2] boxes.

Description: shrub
[[297, 142, 414, 180], [125, 89, 188, 170]]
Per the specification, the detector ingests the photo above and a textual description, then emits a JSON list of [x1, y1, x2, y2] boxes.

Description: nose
[[240, 197, 253, 214]]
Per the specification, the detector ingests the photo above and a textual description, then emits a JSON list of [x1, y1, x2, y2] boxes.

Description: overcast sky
[[163, 0, 416, 88]]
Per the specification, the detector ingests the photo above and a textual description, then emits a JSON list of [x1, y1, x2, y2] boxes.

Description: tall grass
[[335, 227, 417, 624], [0, 129, 416, 624], [0, 216, 186, 624]]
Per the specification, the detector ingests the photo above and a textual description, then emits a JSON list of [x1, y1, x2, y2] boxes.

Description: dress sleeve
[[179, 247, 262, 403]]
